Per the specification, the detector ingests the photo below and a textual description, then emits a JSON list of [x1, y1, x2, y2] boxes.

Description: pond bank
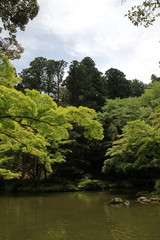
[[0, 178, 156, 197]]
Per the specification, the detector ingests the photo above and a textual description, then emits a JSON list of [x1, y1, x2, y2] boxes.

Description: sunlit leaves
[[0, 169, 21, 180], [63, 106, 104, 140], [141, 81, 160, 107], [0, 58, 104, 179], [0, 54, 21, 87], [103, 81, 160, 174]]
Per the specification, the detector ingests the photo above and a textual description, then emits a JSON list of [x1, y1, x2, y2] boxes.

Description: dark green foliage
[[0, 0, 39, 59], [64, 57, 106, 111], [129, 79, 146, 97], [78, 176, 103, 191], [151, 74, 160, 83], [17, 57, 47, 91], [154, 180, 160, 195], [16, 57, 67, 103], [105, 68, 131, 99], [51, 125, 105, 183]]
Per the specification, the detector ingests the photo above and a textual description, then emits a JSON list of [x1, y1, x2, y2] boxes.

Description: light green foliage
[[63, 106, 104, 140], [103, 81, 160, 174], [0, 57, 103, 179], [17, 57, 67, 103], [0, 54, 21, 87], [0, 169, 21, 180], [103, 82, 160, 172], [141, 81, 160, 108], [149, 105, 160, 129], [102, 97, 142, 125], [103, 120, 153, 173], [99, 97, 142, 140]]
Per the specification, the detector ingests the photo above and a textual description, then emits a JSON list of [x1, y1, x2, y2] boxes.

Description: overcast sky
[[13, 0, 160, 83]]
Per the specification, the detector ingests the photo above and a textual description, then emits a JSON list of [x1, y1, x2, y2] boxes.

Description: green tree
[[0, 56, 103, 180], [17, 57, 47, 91], [0, 0, 39, 59], [151, 74, 160, 82], [45, 60, 67, 103], [105, 68, 131, 99], [140, 81, 160, 107], [0, 54, 21, 87], [103, 117, 160, 176], [16, 57, 67, 103], [64, 57, 106, 111], [102, 81, 160, 181], [129, 79, 146, 97], [99, 97, 142, 139]]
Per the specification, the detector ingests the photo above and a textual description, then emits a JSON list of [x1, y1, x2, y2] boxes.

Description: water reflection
[[0, 192, 160, 240]]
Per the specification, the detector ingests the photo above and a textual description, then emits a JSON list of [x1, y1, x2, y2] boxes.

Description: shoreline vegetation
[[1, 56, 160, 198], [0, 178, 157, 195], [1, 5, 160, 197]]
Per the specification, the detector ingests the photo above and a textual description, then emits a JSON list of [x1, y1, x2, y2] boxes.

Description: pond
[[0, 191, 160, 240]]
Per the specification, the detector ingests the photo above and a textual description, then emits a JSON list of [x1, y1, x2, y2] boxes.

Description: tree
[[99, 97, 142, 138], [105, 68, 131, 99], [16, 57, 67, 103], [0, 56, 104, 180], [122, 0, 160, 27], [140, 81, 160, 107], [45, 60, 67, 103], [17, 57, 47, 91], [151, 74, 160, 82], [0, 0, 39, 59], [0, 54, 21, 87], [64, 57, 106, 111], [102, 81, 160, 181], [103, 117, 160, 176], [129, 79, 146, 97]]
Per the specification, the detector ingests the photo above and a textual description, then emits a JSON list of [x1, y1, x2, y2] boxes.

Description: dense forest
[[0, 0, 160, 194]]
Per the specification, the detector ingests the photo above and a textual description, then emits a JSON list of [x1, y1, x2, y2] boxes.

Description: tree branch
[[0, 115, 58, 127]]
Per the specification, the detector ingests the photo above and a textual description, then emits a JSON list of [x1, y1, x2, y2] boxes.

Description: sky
[[12, 0, 160, 84]]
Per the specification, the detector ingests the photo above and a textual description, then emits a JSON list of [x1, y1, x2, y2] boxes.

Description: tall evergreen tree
[[64, 57, 106, 111], [105, 68, 131, 99], [129, 79, 146, 97]]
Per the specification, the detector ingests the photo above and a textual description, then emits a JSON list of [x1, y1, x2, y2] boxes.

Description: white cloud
[[12, 0, 160, 83]]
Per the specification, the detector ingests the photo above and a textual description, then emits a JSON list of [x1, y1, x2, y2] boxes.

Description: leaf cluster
[[125, 0, 160, 27], [103, 81, 160, 175], [0, 0, 39, 59], [0, 56, 104, 179]]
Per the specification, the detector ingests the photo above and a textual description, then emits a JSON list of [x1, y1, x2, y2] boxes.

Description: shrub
[[154, 179, 160, 194], [78, 176, 103, 191]]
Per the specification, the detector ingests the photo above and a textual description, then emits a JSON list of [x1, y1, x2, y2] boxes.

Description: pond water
[[0, 191, 160, 240]]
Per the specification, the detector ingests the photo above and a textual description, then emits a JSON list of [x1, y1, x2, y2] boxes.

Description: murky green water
[[0, 191, 160, 240]]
